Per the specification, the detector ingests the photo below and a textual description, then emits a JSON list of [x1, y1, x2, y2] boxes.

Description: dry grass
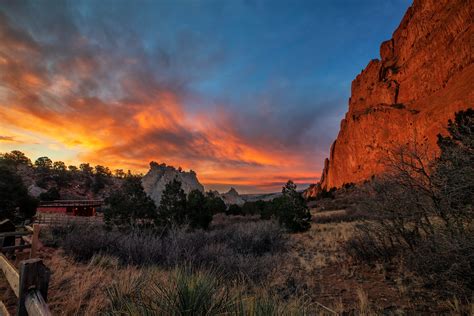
[[43, 251, 314, 315], [45, 252, 139, 314], [40, 218, 439, 314], [266, 213, 433, 314], [2, 212, 468, 314]]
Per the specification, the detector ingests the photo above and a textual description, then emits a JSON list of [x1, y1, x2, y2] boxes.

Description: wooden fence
[[38, 200, 103, 208], [35, 213, 103, 226], [0, 223, 51, 316]]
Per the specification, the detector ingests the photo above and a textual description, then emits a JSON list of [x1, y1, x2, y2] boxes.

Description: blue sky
[[0, 0, 411, 192]]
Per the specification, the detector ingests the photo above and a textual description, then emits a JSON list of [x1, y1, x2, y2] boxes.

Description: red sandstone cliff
[[312, 0, 473, 193]]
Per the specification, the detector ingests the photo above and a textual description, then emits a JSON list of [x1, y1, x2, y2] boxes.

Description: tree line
[[104, 177, 312, 233], [0, 150, 312, 232]]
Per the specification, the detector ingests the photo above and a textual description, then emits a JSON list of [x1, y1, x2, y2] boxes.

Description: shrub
[[0, 150, 31, 167], [346, 109, 474, 298], [0, 163, 38, 221], [318, 187, 336, 199], [39, 187, 60, 201], [89, 253, 120, 269], [47, 219, 288, 282], [204, 191, 227, 215], [226, 204, 243, 216], [61, 224, 120, 261], [150, 268, 234, 315], [406, 231, 474, 297], [104, 267, 309, 315], [186, 190, 213, 229], [313, 209, 370, 224], [104, 175, 157, 227], [273, 181, 312, 232]]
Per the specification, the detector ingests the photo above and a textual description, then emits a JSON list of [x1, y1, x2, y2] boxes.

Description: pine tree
[[156, 178, 187, 227], [187, 189, 213, 229], [104, 175, 156, 227], [0, 163, 37, 221], [274, 180, 312, 232]]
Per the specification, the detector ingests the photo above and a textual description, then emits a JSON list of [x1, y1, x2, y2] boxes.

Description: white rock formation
[[220, 187, 245, 206], [28, 184, 46, 198], [141, 162, 204, 206]]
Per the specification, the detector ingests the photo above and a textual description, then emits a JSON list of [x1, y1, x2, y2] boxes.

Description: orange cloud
[[0, 10, 321, 193], [0, 79, 320, 192]]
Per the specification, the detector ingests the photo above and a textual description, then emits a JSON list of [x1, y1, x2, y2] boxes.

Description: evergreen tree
[[226, 204, 243, 216], [1, 150, 31, 167], [204, 191, 226, 215], [104, 175, 156, 227], [434, 108, 474, 229], [156, 178, 187, 227], [92, 165, 112, 193], [34, 156, 53, 170], [0, 164, 37, 221], [187, 189, 213, 229], [39, 187, 60, 201], [274, 180, 311, 232], [52, 161, 70, 186], [34, 156, 53, 188], [79, 163, 93, 175]]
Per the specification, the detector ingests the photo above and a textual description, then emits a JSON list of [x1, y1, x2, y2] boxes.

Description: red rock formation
[[311, 0, 473, 193]]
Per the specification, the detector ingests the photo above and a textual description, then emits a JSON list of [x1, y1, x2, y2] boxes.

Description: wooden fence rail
[[0, 255, 51, 316], [38, 200, 103, 208], [0, 222, 51, 315], [35, 213, 103, 226]]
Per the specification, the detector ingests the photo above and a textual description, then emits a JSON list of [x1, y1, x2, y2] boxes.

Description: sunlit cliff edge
[[307, 0, 473, 197]]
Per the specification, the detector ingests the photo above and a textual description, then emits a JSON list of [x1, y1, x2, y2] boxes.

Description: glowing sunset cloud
[[0, 1, 410, 193]]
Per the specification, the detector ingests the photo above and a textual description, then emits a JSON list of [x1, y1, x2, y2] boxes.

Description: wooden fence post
[[30, 224, 41, 259], [17, 259, 51, 316], [0, 220, 16, 250], [0, 253, 20, 297]]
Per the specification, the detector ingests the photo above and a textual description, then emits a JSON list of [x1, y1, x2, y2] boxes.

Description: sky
[[0, 0, 411, 193]]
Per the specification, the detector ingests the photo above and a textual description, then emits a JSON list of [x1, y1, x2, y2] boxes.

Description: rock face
[[142, 162, 204, 206], [220, 187, 245, 205], [27, 184, 46, 198], [302, 183, 321, 199], [316, 0, 473, 192]]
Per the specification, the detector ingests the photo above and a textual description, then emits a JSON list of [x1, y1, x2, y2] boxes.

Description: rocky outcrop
[[142, 162, 204, 206], [312, 0, 473, 193], [27, 184, 46, 198], [220, 187, 245, 205], [302, 183, 321, 199]]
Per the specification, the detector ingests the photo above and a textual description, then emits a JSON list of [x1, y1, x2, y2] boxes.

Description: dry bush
[[210, 213, 261, 229], [313, 208, 371, 224], [406, 231, 474, 298], [346, 110, 474, 300], [45, 219, 288, 282], [45, 251, 311, 315]]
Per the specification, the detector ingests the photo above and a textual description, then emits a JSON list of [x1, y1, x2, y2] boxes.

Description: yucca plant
[[149, 267, 236, 315], [231, 295, 283, 316], [231, 294, 311, 316], [88, 253, 119, 269], [104, 267, 311, 315], [105, 272, 151, 315]]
